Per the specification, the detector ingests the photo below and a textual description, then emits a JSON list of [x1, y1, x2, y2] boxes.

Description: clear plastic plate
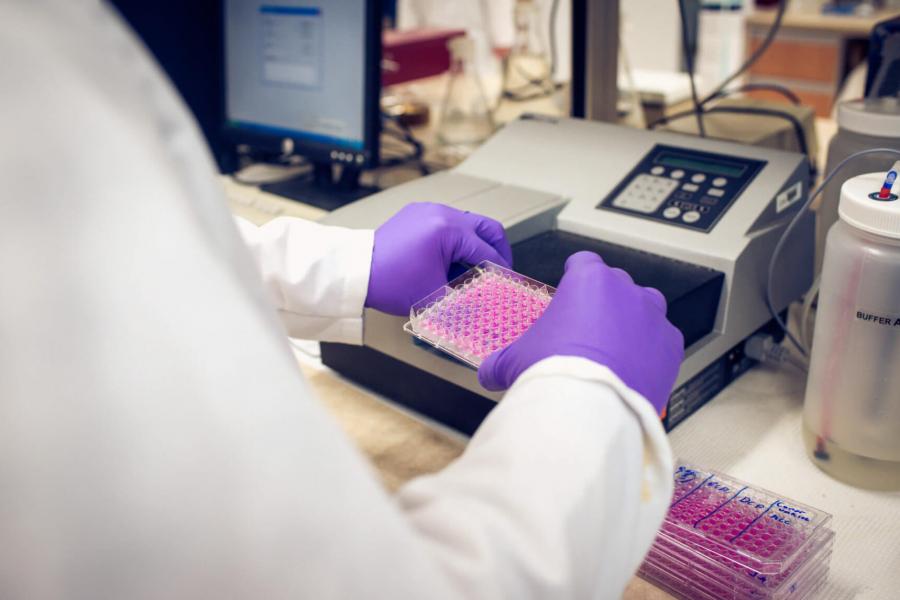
[[660, 461, 833, 575], [403, 262, 555, 367], [645, 527, 833, 598]]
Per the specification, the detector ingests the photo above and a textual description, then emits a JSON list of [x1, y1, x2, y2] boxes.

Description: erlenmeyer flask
[[501, 0, 553, 101], [436, 36, 495, 153]]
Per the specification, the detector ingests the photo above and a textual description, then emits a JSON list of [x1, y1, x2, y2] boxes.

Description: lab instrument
[[639, 461, 834, 600], [320, 117, 813, 433], [500, 0, 554, 103], [803, 170, 900, 490], [477, 251, 683, 414], [404, 262, 554, 368], [223, 0, 381, 208]]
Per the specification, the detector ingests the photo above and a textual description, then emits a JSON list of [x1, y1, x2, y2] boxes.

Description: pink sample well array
[[404, 262, 555, 367], [640, 461, 835, 600]]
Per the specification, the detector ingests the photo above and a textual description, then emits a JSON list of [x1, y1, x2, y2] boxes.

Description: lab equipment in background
[[803, 170, 900, 490], [817, 15, 900, 270], [500, 0, 553, 101], [639, 461, 835, 600], [620, 0, 681, 73], [318, 117, 813, 434], [436, 37, 496, 158], [382, 28, 466, 87], [404, 262, 554, 367], [494, 0, 569, 125], [695, 2, 747, 102], [223, 0, 381, 210], [617, 42, 646, 129], [818, 99, 900, 272], [396, 0, 514, 88]]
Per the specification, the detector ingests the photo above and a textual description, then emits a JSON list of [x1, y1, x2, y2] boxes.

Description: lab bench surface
[[294, 341, 900, 600]]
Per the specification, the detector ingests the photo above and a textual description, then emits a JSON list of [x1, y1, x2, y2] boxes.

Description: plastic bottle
[[818, 99, 900, 273], [803, 169, 900, 490]]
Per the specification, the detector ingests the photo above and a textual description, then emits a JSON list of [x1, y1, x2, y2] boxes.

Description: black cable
[[657, 105, 808, 157], [502, 76, 562, 101], [706, 82, 801, 106], [651, 105, 815, 183], [379, 113, 430, 175], [677, 0, 706, 137], [700, 0, 787, 107]]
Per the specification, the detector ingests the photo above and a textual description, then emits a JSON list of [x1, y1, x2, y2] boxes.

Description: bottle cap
[[837, 99, 900, 139], [839, 171, 900, 239]]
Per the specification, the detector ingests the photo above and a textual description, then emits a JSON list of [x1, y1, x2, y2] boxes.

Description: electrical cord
[[745, 333, 809, 372], [650, 105, 814, 179], [677, 0, 706, 137], [667, 0, 789, 139], [380, 112, 430, 175], [799, 274, 821, 353], [700, 0, 787, 107], [766, 148, 900, 356], [706, 82, 802, 106]]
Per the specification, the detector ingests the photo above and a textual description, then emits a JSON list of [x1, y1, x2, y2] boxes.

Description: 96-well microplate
[[403, 262, 555, 368], [639, 461, 834, 600]]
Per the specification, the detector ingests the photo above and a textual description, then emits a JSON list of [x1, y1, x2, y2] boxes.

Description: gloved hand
[[365, 202, 514, 316], [478, 251, 684, 414]]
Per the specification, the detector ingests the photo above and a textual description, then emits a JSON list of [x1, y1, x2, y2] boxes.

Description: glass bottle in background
[[500, 0, 553, 101], [436, 36, 495, 160]]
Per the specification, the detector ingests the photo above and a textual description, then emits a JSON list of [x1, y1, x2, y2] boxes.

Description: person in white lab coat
[[0, 2, 684, 599]]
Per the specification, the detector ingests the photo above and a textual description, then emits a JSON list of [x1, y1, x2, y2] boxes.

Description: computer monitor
[[224, 0, 381, 208], [111, 0, 238, 174]]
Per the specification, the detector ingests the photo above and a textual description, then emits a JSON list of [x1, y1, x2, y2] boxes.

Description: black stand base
[[261, 163, 379, 211]]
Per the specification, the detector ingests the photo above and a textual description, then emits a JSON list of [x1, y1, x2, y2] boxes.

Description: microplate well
[[638, 461, 835, 600], [663, 462, 832, 575], [403, 262, 555, 368]]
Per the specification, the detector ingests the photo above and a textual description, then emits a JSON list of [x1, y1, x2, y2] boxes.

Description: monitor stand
[[261, 162, 379, 211]]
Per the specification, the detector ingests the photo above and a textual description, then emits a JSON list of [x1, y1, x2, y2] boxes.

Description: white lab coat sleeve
[[396, 355, 674, 599], [234, 216, 374, 344]]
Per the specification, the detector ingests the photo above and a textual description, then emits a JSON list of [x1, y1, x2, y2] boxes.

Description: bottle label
[[855, 310, 900, 328]]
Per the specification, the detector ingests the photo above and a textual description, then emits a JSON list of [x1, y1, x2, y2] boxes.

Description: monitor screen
[[225, 1, 369, 153]]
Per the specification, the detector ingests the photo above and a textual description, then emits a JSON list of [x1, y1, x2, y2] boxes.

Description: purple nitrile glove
[[478, 251, 684, 415], [365, 202, 514, 316]]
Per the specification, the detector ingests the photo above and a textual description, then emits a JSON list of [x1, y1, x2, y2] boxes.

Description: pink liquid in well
[[638, 464, 833, 599], [417, 270, 551, 364]]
